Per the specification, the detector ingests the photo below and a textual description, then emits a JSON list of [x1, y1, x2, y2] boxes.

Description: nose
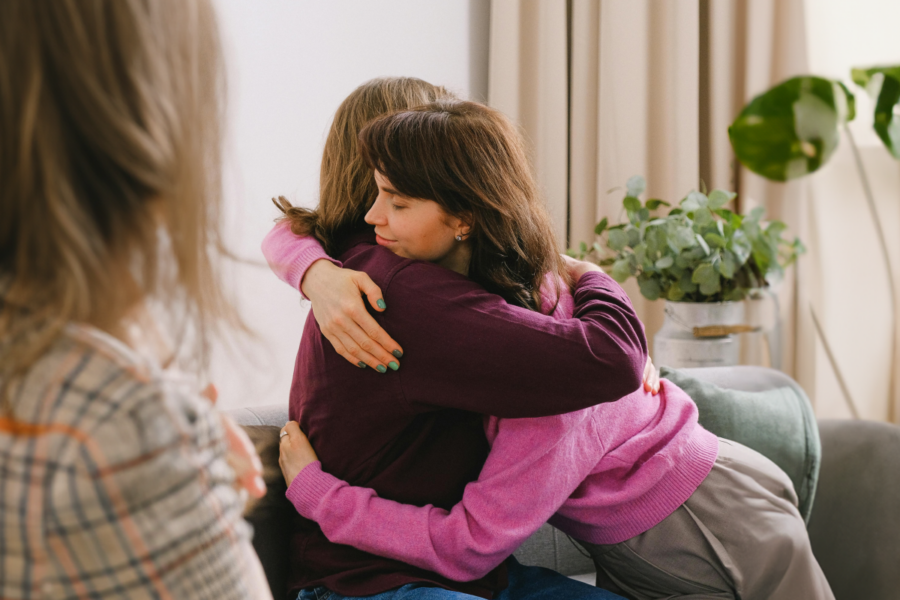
[[365, 194, 387, 226]]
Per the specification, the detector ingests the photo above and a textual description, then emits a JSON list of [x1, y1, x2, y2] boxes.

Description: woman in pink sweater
[[271, 98, 833, 600]]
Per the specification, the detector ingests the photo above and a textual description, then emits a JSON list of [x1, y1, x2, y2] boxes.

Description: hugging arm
[[261, 221, 403, 370], [282, 412, 599, 581], [382, 265, 647, 418]]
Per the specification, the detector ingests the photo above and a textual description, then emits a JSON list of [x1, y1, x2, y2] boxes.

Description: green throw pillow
[[660, 367, 821, 523]]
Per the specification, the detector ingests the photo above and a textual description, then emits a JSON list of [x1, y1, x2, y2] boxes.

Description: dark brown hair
[[358, 100, 567, 311], [274, 77, 453, 255]]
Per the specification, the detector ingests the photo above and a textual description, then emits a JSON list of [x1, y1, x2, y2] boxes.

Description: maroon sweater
[[287, 234, 647, 598]]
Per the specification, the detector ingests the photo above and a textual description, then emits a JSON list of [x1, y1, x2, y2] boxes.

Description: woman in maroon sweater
[[274, 82, 644, 600]]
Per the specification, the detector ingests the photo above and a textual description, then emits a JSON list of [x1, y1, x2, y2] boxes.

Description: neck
[[436, 242, 472, 276]]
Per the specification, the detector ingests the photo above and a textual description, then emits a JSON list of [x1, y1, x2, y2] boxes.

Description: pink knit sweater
[[262, 221, 719, 582]]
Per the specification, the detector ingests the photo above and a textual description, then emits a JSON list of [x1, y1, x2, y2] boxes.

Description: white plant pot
[[654, 301, 745, 369]]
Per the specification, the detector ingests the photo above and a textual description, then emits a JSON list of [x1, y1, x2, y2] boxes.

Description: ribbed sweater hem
[[287, 250, 340, 296], [286, 461, 341, 517], [550, 427, 719, 545]]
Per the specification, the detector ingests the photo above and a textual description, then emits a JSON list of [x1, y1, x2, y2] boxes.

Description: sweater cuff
[[291, 253, 342, 299], [285, 461, 343, 518]]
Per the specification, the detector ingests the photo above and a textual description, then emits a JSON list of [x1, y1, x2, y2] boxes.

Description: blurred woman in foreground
[[0, 1, 269, 598]]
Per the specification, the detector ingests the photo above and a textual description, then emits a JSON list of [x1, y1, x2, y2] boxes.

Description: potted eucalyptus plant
[[569, 175, 804, 368]]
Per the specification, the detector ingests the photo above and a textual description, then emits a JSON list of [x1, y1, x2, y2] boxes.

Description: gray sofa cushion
[[661, 366, 821, 522], [808, 419, 900, 600]]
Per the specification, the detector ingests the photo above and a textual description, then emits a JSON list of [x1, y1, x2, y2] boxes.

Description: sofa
[[229, 366, 900, 600]]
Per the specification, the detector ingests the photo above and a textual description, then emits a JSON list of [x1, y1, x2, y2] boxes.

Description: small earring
[[455, 235, 463, 241]]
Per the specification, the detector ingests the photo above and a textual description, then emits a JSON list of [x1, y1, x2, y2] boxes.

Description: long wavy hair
[[273, 77, 454, 255], [358, 100, 567, 312], [0, 0, 235, 410]]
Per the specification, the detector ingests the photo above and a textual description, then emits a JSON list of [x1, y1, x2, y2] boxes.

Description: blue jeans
[[296, 557, 624, 600]]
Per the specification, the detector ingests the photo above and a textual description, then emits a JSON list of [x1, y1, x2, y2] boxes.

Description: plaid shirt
[[0, 324, 272, 600]]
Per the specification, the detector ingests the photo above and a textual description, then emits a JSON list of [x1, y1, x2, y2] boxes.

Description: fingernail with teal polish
[[392, 349, 403, 358], [388, 361, 399, 371], [376, 364, 387, 373], [376, 299, 387, 310], [357, 362, 367, 369]]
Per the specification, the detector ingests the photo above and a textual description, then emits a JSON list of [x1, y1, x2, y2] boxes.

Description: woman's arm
[[47, 380, 271, 599], [378, 261, 647, 418], [261, 221, 402, 370], [279, 412, 600, 582]]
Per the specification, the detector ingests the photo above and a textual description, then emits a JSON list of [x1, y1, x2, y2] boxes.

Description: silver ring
[[279, 430, 288, 439]]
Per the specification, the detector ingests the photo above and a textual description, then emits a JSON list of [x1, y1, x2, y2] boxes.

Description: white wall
[[210, 0, 489, 410]]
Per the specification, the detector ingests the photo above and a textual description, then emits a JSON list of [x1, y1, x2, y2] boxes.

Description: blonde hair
[[0, 0, 234, 408], [275, 77, 455, 255]]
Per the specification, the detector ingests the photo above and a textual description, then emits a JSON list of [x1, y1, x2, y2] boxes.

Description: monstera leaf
[[729, 76, 855, 182], [852, 65, 900, 160]]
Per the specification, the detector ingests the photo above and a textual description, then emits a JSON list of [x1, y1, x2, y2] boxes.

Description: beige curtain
[[488, 0, 896, 422]]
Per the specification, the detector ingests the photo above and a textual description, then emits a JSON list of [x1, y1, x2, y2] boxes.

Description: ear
[[456, 212, 474, 238]]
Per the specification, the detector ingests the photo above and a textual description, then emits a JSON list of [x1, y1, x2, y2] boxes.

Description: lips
[[375, 233, 396, 246]]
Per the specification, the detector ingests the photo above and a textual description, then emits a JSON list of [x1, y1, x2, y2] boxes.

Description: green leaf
[[645, 226, 667, 258], [668, 224, 696, 252], [655, 256, 674, 270], [626, 175, 646, 198], [693, 207, 713, 227], [638, 278, 661, 301], [668, 208, 684, 216], [692, 262, 717, 284], [852, 65, 900, 159], [695, 233, 711, 256], [718, 251, 737, 278], [708, 189, 735, 209], [637, 208, 650, 222], [699, 277, 722, 296], [610, 258, 632, 283], [608, 228, 628, 251], [704, 233, 726, 249], [645, 199, 671, 210], [634, 243, 648, 267], [593, 217, 609, 236], [681, 191, 708, 212], [667, 282, 686, 302], [580, 241, 588, 253], [836, 81, 857, 122], [729, 230, 752, 264], [598, 257, 616, 266], [680, 271, 698, 293], [729, 76, 850, 181], [623, 196, 642, 212], [714, 208, 742, 229], [626, 226, 642, 248], [723, 288, 747, 302]]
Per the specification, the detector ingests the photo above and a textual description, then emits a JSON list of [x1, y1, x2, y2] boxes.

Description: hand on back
[[560, 255, 659, 396], [561, 253, 604, 282], [301, 260, 404, 372]]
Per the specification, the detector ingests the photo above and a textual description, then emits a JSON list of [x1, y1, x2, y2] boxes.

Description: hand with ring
[[278, 421, 319, 487]]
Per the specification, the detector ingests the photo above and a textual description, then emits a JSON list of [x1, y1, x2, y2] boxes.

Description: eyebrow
[[381, 184, 412, 200]]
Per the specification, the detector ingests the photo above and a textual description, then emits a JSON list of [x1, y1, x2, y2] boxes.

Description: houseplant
[[570, 175, 804, 367], [728, 67, 900, 415]]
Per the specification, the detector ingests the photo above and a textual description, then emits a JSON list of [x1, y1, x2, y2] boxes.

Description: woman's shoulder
[[12, 325, 218, 461], [342, 241, 478, 295]]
